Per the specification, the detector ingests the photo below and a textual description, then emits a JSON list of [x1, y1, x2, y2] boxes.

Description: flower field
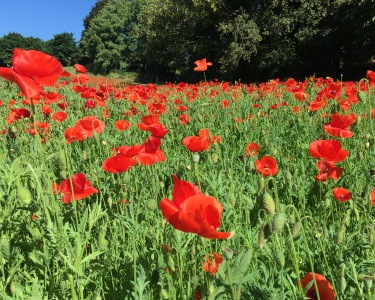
[[0, 49, 375, 299]]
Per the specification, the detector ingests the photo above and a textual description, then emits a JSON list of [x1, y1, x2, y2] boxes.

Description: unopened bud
[[263, 192, 275, 215]]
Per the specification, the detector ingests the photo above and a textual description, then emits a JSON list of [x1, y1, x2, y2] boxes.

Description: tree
[[0, 33, 45, 66], [79, 0, 140, 74], [45, 33, 78, 66]]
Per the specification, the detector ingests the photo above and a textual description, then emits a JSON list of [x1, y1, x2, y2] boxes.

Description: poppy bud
[[358, 90, 367, 103], [18, 186, 31, 205], [198, 114, 203, 123], [258, 177, 265, 192], [146, 199, 158, 211], [258, 222, 270, 249], [229, 193, 236, 207], [263, 192, 275, 215], [1, 236, 10, 261], [82, 150, 87, 161], [339, 264, 346, 292], [354, 207, 360, 221], [366, 134, 372, 140], [209, 284, 215, 295], [285, 171, 292, 184], [211, 153, 219, 163], [107, 197, 113, 207], [335, 228, 345, 244], [291, 222, 302, 238], [186, 165, 192, 171], [272, 212, 287, 233], [159, 181, 165, 188], [357, 151, 364, 160], [357, 115, 362, 124], [192, 153, 200, 163], [274, 249, 285, 267], [325, 197, 331, 208], [365, 279, 373, 291], [161, 289, 169, 299], [366, 142, 370, 149], [58, 150, 66, 167]]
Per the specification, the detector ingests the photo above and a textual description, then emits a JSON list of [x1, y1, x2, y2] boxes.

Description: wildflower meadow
[[1, 49, 375, 299]]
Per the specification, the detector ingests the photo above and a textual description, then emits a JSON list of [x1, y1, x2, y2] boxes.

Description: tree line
[[1, 0, 374, 82]]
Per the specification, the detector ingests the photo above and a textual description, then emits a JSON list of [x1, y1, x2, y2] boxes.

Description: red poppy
[[203, 252, 223, 275], [75, 116, 105, 138], [370, 188, 375, 205], [300, 272, 336, 300], [323, 113, 356, 138], [159, 175, 232, 239], [315, 160, 343, 181], [309, 140, 349, 162], [51, 111, 67, 123], [58, 173, 98, 204], [0, 48, 68, 98], [255, 156, 278, 177], [245, 142, 260, 156], [324, 82, 342, 99], [74, 64, 87, 74], [178, 113, 191, 125], [367, 70, 375, 85], [64, 126, 85, 144], [115, 120, 131, 132], [194, 58, 212, 72], [333, 187, 352, 202], [182, 129, 211, 152], [137, 114, 168, 138], [136, 136, 166, 165], [102, 154, 137, 173], [220, 99, 230, 108]]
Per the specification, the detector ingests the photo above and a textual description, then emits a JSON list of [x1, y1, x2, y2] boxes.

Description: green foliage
[[0, 33, 45, 66], [44, 32, 78, 66], [79, 0, 140, 74]]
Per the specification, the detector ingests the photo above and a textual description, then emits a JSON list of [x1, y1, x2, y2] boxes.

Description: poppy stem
[[194, 161, 202, 191], [203, 71, 207, 82]]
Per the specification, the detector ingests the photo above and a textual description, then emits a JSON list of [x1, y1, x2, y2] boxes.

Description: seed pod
[[272, 212, 287, 233], [274, 249, 285, 267], [263, 192, 275, 215], [192, 153, 200, 163], [258, 177, 265, 192], [223, 248, 234, 260], [365, 279, 373, 291]]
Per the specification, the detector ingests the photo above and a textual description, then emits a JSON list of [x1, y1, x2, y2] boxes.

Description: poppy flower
[[58, 173, 98, 204], [299, 272, 336, 300], [74, 64, 87, 74], [75, 116, 105, 138], [137, 114, 168, 138], [136, 136, 166, 165], [255, 156, 278, 177], [194, 58, 212, 72], [115, 120, 131, 132], [102, 154, 137, 173], [203, 252, 223, 275], [51, 111, 67, 123], [309, 140, 349, 162], [315, 160, 343, 181], [323, 113, 356, 138], [333, 187, 352, 202], [159, 175, 232, 239], [366, 70, 375, 85], [0, 48, 68, 98], [245, 142, 260, 156], [324, 82, 342, 99], [182, 129, 211, 152], [370, 188, 375, 205], [178, 113, 190, 125], [64, 126, 85, 144]]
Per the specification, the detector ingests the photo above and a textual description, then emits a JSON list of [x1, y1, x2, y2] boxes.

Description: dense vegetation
[[0, 0, 374, 82]]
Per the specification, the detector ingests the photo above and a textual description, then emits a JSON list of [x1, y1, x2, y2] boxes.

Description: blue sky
[[0, 0, 99, 41]]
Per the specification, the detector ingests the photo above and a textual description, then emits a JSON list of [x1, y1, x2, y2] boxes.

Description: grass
[[0, 74, 374, 299]]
